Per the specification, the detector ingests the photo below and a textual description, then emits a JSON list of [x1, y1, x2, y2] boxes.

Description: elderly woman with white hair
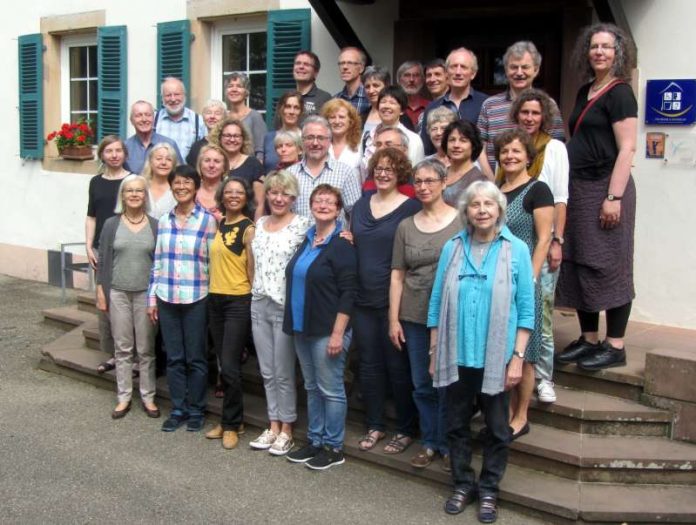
[[225, 72, 268, 161], [186, 99, 227, 167], [428, 180, 534, 523], [96, 174, 160, 420], [141, 142, 179, 219], [424, 106, 458, 167]]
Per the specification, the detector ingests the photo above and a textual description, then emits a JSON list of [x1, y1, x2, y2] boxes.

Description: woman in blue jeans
[[283, 184, 357, 470], [389, 158, 462, 470]]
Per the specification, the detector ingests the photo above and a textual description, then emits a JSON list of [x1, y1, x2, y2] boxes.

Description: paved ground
[[0, 275, 550, 525]]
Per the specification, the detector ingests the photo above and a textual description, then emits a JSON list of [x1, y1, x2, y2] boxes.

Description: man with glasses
[[287, 116, 361, 223], [293, 50, 332, 116], [396, 61, 431, 130], [154, 77, 206, 160], [334, 47, 370, 114], [477, 41, 566, 175]]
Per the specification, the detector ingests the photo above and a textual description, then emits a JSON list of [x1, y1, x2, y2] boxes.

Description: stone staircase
[[39, 292, 696, 523]]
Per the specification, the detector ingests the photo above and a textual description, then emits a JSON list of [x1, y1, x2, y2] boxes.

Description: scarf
[[495, 131, 552, 184], [433, 230, 512, 395]]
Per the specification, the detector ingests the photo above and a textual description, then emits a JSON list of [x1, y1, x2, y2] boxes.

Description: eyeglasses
[[338, 61, 361, 67], [124, 188, 146, 194], [302, 135, 330, 143], [374, 167, 395, 175], [312, 198, 338, 206], [221, 133, 242, 140], [589, 44, 616, 52], [413, 178, 441, 187]]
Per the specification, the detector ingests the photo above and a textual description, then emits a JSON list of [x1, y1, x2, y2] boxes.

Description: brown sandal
[[383, 433, 413, 454], [358, 429, 385, 451]]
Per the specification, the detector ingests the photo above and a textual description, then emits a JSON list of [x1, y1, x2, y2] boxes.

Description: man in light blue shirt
[[154, 77, 206, 161], [124, 100, 182, 174]]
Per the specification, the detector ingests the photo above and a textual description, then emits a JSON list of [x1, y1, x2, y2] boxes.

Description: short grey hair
[[202, 99, 227, 114], [426, 106, 458, 131], [362, 65, 391, 86], [129, 100, 154, 119], [301, 115, 332, 139], [274, 130, 303, 151], [445, 47, 479, 73], [458, 181, 507, 230], [225, 72, 250, 91], [374, 124, 409, 149], [264, 170, 299, 198], [160, 77, 186, 98], [503, 41, 542, 69], [115, 174, 151, 214], [396, 61, 423, 81], [414, 158, 447, 180]]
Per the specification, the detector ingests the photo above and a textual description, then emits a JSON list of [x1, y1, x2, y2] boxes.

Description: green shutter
[[265, 9, 311, 127], [157, 20, 191, 106], [18, 34, 44, 159], [97, 26, 127, 140]]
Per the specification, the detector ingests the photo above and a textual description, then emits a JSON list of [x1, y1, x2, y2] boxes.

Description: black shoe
[[286, 443, 322, 463], [509, 422, 530, 441], [478, 495, 498, 523], [161, 414, 188, 432], [444, 488, 476, 515], [305, 447, 345, 470], [555, 336, 602, 364], [186, 416, 205, 432], [577, 342, 626, 371], [111, 401, 131, 419]]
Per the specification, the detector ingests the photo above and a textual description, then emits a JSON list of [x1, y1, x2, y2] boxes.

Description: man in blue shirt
[[124, 101, 182, 174], [334, 47, 370, 114], [420, 48, 488, 155], [154, 77, 206, 161]]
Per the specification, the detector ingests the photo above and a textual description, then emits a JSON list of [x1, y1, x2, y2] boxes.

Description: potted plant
[[46, 119, 95, 160]]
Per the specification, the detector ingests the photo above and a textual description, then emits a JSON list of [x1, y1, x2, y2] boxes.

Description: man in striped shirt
[[477, 41, 566, 175]]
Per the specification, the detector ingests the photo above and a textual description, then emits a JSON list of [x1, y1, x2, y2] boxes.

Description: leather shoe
[[222, 430, 239, 450], [577, 342, 626, 371], [555, 336, 601, 364], [206, 424, 224, 439], [445, 488, 476, 515], [111, 401, 131, 419], [510, 422, 530, 441], [142, 403, 160, 418]]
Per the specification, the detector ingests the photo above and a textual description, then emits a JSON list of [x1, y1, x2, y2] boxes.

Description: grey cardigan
[[96, 214, 159, 301]]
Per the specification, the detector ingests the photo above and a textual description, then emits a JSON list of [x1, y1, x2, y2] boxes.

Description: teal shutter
[[265, 9, 311, 127], [97, 26, 127, 140], [157, 20, 191, 106], [18, 34, 44, 159]]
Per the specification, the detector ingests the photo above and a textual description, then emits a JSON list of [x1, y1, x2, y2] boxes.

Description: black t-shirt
[[87, 175, 124, 250], [567, 83, 637, 180], [230, 156, 264, 185], [186, 137, 209, 168], [504, 179, 554, 214]]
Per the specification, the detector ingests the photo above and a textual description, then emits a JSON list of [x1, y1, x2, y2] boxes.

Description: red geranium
[[46, 118, 95, 151]]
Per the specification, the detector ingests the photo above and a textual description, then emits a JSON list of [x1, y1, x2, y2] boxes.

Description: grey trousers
[[109, 289, 156, 403], [536, 260, 559, 382], [251, 296, 297, 423], [98, 310, 115, 356]]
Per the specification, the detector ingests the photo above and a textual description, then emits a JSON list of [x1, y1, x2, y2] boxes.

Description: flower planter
[[60, 146, 94, 160]]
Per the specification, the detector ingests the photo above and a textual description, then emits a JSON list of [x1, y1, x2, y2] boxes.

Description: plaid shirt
[[287, 158, 362, 224], [154, 107, 206, 161], [147, 203, 217, 307], [335, 84, 370, 115]]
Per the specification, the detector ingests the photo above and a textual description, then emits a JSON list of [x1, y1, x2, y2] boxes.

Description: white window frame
[[60, 33, 98, 125], [210, 16, 267, 107]]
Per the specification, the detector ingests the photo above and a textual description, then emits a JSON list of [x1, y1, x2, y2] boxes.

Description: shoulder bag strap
[[573, 79, 624, 135]]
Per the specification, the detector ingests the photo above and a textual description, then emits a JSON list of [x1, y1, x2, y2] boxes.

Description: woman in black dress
[[555, 23, 638, 371]]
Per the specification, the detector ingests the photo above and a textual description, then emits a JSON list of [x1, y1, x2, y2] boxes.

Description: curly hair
[[573, 23, 636, 81], [509, 88, 558, 134], [441, 120, 483, 160], [493, 128, 536, 164], [213, 117, 253, 156], [321, 99, 362, 151], [367, 147, 412, 185]]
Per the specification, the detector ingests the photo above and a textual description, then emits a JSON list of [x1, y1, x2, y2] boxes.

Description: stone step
[[42, 305, 97, 331], [76, 291, 97, 314], [38, 339, 696, 524]]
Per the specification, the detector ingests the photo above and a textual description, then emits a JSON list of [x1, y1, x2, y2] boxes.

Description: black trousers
[[447, 366, 510, 497]]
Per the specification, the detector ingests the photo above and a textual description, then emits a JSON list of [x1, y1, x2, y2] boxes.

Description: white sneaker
[[537, 380, 557, 403], [269, 431, 294, 456], [250, 429, 277, 450]]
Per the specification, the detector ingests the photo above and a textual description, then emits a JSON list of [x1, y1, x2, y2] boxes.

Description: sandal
[[445, 488, 476, 515], [383, 433, 413, 455], [358, 430, 385, 451], [97, 360, 115, 374]]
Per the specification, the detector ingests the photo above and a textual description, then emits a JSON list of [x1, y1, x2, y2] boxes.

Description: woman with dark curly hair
[[351, 147, 421, 454], [555, 23, 638, 371], [441, 120, 487, 207], [321, 98, 362, 171]]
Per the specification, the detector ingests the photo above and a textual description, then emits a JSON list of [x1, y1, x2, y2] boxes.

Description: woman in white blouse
[[322, 98, 362, 172]]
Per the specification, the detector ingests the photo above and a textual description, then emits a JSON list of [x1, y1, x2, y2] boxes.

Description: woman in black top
[[555, 23, 638, 371], [283, 184, 357, 470]]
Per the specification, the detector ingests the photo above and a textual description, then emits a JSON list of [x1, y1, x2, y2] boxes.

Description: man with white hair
[[396, 61, 430, 130], [154, 77, 206, 160], [124, 100, 182, 174]]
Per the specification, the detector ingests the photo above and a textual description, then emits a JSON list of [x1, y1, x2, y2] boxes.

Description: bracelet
[[429, 345, 437, 356], [512, 350, 525, 359]]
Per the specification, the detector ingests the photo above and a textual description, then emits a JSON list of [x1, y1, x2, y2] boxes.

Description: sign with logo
[[645, 79, 696, 125]]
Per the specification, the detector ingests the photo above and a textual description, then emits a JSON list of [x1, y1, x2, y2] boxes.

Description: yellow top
[[209, 217, 255, 295]]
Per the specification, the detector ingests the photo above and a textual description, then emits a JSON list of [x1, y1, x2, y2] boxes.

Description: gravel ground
[[0, 274, 551, 525]]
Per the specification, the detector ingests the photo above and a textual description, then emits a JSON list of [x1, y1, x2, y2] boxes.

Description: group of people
[[84, 22, 637, 523]]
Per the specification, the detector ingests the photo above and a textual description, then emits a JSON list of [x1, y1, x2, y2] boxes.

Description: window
[[211, 18, 267, 114], [61, 34, 98, 134]]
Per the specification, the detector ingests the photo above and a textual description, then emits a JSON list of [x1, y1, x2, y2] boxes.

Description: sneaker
[[249, 429, 277, 450], [161, 413, 188, 432], [537, 379, 557, 403], [305, 446, 345, 470], [269, 432, 293, 456], [186, 416, 205, 432], [286, 443, 322, 463]]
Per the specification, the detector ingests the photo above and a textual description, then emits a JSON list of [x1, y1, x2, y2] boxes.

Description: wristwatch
[[552, 236, 564, 245], [607, 194, 622, 201], [512, 350, 525, 359]]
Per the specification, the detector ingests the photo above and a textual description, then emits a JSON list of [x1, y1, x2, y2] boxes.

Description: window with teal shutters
[[97, 26, 127, 140], [265, 9, 311, 127], [157, 20, 191, 107], [18, 34, 44, 159]]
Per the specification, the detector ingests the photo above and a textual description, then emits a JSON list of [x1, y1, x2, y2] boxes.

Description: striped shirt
[[477, 90, 566, 167], [147, 203, 217, 307], [287, 158, 362, 224], [154, 107, 206, 161]]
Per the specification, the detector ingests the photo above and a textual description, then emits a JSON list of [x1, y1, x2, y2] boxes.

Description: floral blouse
[[251, 214, 312, 305]]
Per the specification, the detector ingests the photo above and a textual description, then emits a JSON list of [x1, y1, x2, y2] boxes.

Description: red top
[[405, 95, 431, 129]]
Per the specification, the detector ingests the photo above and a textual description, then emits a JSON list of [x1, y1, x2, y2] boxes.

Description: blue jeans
[[536, 260, 559, 382], [294, 332, 350, 449], [157, 297, 209, 417], [402, 321, 448, 454]]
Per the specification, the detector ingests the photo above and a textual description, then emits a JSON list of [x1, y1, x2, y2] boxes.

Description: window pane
[[70, 47, 88, 78], [249, 32, 267, 71], [87, 46, 97, 77], [222, 34, 246, 72], [88, 80, 98, 114], [249, 73, 266, 112], [71, 80, 88, 112]]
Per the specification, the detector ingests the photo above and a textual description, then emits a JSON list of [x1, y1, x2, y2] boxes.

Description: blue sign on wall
[[645, 79, 696, 125]]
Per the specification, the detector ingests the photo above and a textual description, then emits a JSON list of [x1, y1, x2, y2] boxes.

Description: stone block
[[642, 393, 696, 443], [644, 347, 696, 403]]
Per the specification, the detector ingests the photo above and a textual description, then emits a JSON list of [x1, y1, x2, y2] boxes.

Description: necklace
[[590, 76, 615, 93], [124, 213, 145, 225]]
